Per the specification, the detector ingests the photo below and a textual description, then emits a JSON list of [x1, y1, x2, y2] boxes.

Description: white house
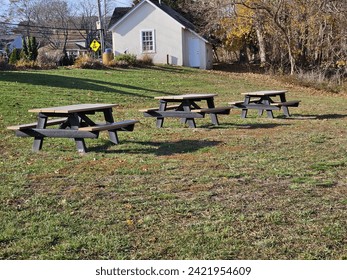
[[108, 0, 213, 70]]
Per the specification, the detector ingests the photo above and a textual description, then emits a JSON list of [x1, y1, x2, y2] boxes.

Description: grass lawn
[[0, 66, 346, 260]]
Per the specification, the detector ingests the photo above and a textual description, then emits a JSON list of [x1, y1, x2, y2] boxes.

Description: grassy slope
[[0, 66, 346, 259]]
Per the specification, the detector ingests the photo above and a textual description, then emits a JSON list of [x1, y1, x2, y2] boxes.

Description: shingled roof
[[150, 0, 196, 31], [108, 0, 196, 32], [108, 7, 132, 30]]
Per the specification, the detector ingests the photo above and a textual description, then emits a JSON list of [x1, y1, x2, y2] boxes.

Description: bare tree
[[9, 0, 38, 36], [0, 0, 11, 38], [30, 0, 72, 52], [72, 0, 99, 47]]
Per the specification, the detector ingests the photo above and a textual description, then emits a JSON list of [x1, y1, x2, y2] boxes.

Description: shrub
[[36, 49, 63, 69], [9, 48, 20, 64], [138, 54, 153, 66], [21, 36, 39, 61], [0, 57, 11, 70], [15, 58, 40, 70], [73, 55, 105, 69], [58, 54, 74, 66], [113, 53, 137, 66]]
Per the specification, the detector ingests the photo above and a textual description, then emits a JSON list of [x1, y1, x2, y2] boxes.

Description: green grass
[[1, 66, 347, 260]]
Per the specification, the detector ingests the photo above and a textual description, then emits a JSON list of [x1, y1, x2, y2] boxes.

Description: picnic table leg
[[156, 100, 166, 128], [279, 93, 290, 117], [241, 96, 250, 118], [103, 108, 119, 144], [32, 114, 47, 152], [69, 114, 87, 153], [182, 100, 196, 128], [281, 106, 290, 117], [263, 99, 274, 118], [258, 98, 264, 116], [206, 98, 219, 125]]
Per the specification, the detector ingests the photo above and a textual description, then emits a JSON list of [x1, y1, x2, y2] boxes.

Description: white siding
[[112, 2, 184, 66], [183, 30, 213, 70]]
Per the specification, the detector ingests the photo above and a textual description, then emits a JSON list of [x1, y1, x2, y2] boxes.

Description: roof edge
[[109, 0, 186, 31], [108, 0, 210, 44]]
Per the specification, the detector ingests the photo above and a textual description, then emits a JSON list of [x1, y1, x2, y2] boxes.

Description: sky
[[114, 0, 133, 6], [2, 0, 133, 10], [1, 0, 133, 23]]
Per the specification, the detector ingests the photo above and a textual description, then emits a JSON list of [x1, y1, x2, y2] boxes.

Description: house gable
[[108, 0, 208, 43], [109, 0, 185, 33], [108, 7, 132, 30]]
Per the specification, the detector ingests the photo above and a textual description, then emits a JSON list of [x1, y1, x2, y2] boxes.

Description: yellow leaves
[[217, 4, 254, 50], [336, 61, 346, 68]]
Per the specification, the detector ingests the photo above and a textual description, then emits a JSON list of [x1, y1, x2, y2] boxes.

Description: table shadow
[[87, 139, 222, 155], [200, 123, 291, 130], [286, 114, 347, 120]]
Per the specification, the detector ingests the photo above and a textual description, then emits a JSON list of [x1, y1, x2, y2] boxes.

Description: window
[[141, 30, 155, 53]]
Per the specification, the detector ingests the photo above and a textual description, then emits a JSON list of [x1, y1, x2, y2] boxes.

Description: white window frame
[[140, 29, 156, 53]]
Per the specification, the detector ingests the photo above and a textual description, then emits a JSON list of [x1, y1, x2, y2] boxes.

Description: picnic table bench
[[7, 104, 138, 153], [140, 94, 231, 128], [228, 90, 300, 118]]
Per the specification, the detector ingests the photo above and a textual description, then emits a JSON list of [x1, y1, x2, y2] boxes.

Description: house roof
[[108, 7, 132, 30], [150, 0, 196, 31], [108, 0, 207, 42]]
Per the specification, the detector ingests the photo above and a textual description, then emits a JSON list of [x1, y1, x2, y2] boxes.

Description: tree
[[20, 36, 38, 60], [31, 0, 72, 52], [225, 0, 346, 79], [0, 0, 11, 36], [20, 36, 28, 58], [9, 0, 38, 37], [9, 48, 21, 64]]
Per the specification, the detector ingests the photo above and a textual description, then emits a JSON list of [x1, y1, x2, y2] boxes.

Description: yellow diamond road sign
[[90, 39, 101, 52]]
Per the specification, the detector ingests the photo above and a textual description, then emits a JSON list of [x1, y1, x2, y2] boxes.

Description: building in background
[[108, 0, 213, 69]]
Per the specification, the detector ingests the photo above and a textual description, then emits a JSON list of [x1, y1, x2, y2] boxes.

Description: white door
[[188, 37, 200, 68]]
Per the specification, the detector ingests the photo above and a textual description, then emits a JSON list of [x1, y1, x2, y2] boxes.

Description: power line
[[0, 21, 98, 32]]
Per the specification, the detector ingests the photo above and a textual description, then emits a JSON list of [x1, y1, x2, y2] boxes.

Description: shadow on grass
[[88, 139, 222, 155], [270, 114, 347, 120], [149, 65, 198, 74], [201, 122, 291, 129], [212, 62, 266, 74], [314, 114, 347, 120], [0, 71, 174, 99]]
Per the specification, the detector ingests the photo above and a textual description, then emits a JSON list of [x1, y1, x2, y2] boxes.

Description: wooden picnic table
[[228, 90, 300, 118], [7, 103, 138, 153], [139, 93, 230, 128]]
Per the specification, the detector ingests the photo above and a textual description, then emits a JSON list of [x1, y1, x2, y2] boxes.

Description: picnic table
[[228, 90, 300, 118], [139, 93, 231, 128], [7, 103, 138, 153]]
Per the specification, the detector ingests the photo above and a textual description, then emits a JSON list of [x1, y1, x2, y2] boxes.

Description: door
[[188, 36, 200, 68]]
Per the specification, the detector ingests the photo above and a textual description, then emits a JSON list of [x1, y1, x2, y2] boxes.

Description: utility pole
[[104, 0, 107, 40], [97, 0, 105, 53]]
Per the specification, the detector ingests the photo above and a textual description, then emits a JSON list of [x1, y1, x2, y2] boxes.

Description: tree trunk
[[255, 25, 266, 66]]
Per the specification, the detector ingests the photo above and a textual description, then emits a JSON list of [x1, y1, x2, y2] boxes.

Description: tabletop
[[28, 103, 118, 114], [241, 90, 287, 96], [154, 94, 217, 100]]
